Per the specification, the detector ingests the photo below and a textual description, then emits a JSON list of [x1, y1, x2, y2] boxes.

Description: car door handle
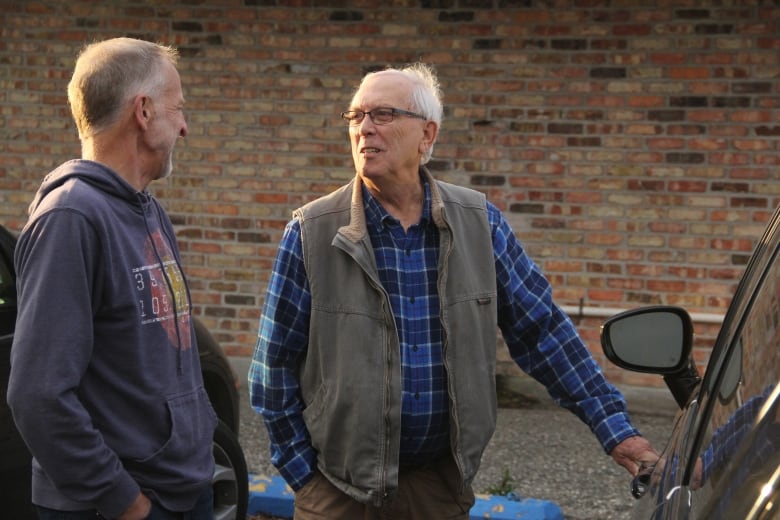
[[631, 463, 655, 499]]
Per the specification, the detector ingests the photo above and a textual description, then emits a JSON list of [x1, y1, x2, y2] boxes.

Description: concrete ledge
[[248, 474, 564, 519], [496, 373, 679, 418]]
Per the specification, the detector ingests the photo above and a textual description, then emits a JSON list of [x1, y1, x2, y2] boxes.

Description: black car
[[0, 224, 248, 520], [601, 205, 780, 519]]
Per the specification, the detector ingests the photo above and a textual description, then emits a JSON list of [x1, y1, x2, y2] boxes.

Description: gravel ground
[[232, 357, 677, 520]]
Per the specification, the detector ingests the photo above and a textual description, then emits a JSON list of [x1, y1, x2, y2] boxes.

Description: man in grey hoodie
[[7, 38, 216, 520]]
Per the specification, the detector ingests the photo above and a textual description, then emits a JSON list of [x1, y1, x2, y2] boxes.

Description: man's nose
[[357, 116, 376, 134]]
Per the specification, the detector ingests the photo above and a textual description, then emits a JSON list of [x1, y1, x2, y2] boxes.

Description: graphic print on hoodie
[[138, 229, 192, 349]]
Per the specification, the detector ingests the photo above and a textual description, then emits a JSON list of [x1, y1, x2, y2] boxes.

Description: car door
[[605, 206, 780, 520], [683, 208, 780, 519], [0, 225, 35, 518]]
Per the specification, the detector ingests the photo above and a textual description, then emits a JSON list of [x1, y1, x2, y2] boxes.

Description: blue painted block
[[248, 473, 295, 518], [470, 493, 564, 519], [247, 474, 564, 520]]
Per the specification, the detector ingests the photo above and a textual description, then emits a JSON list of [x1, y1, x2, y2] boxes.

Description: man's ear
[[133, 96, 152, 129], [420, 120, 439, 154]]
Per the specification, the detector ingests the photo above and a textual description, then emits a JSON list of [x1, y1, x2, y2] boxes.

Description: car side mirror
[[601, 306, 699, 408]]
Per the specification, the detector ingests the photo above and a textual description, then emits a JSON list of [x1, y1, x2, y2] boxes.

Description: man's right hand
[[116, 492, 152, 520]]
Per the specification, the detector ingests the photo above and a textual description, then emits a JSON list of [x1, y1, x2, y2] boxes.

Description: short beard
[[160, 152, 174, 180]]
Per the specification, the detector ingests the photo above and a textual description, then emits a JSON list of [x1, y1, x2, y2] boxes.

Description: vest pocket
[[302, 382, 328, 426]]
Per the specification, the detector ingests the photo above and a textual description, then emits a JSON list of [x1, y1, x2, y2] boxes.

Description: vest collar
[[340, 167, 446, 244]]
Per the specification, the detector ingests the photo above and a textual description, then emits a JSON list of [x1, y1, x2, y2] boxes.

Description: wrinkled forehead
[[351, 70, 413, 109]]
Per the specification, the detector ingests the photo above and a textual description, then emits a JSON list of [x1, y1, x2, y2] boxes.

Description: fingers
[[610, 435, 660, 476]]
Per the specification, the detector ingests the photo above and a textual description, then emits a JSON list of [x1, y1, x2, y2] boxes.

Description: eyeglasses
[[341, 107, 427, 126]]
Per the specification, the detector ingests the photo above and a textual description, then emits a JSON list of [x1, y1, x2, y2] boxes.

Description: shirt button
[[414, 393, 420, 400], [412, 345, 418, 352]]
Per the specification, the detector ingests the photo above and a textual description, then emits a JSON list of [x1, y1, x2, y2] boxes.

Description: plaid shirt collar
[[361, 173, 433, 232]]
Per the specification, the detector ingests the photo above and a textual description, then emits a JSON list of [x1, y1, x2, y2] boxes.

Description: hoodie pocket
[[131, 387, 217, 479]]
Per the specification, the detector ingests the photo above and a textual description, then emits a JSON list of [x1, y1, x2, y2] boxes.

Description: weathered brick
[[669, 96, 708, 107], [669, 67, 709, 79], [0, 1, 777, 371], [590, 67, 626, 79], [756, 126, 780, 136], [667, 152, 706, 164]]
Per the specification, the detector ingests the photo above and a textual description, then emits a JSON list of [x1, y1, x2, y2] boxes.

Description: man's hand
[[116, 492, 152, 520], [610, 435, 659, 476]]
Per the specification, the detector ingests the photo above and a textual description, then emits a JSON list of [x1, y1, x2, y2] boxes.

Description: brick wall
[[1, 1, 778, 387]]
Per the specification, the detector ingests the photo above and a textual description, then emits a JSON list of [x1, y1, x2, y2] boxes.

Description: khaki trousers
[[293, 454, 475, 520]]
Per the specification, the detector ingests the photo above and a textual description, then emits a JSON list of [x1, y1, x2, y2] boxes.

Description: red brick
[[0, 1, 777, 377]]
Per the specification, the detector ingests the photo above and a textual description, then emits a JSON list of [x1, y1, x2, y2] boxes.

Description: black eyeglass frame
[[341, 107, 427, 125]]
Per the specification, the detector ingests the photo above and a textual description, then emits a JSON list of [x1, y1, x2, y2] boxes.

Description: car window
[[0, 230, 16, 337], [0, 258, 12, 304], [688, 233, 780, 518]]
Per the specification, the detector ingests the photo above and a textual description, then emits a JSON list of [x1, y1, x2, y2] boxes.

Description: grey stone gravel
[[232, 357, 677, 520]]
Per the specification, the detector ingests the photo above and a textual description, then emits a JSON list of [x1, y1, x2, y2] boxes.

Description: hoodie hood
[[28, 159, 143, 216]]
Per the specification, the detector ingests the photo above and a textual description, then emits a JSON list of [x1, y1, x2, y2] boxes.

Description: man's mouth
[[361, 147, 381, 154]]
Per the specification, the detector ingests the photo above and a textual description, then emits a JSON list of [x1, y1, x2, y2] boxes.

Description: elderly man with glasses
[[249, 62, 658, 519]]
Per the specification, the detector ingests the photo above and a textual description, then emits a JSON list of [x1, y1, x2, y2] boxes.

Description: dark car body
[[601, 205, 780, 519], [0, 225, 248, 520]]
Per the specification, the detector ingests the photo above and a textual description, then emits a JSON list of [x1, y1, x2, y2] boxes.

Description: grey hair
[[67, 37, 179, 139], [399, 62, 443, 164]]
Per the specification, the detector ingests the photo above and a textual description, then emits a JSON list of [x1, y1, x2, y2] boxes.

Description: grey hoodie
[[7, 160, 216, 517]]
